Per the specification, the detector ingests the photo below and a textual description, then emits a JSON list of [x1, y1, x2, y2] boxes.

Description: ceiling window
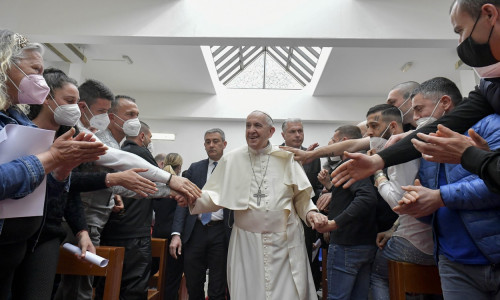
[[211, 46, 322, 90]]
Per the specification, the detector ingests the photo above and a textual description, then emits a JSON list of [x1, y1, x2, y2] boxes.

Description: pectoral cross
[[253, 188, 267, 206]]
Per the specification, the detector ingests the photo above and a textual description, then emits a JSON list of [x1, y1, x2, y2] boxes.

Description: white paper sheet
[[0, 124, 55, 218], [62, 243, 109, 267]]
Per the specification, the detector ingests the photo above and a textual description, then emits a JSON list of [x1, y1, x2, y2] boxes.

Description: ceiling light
[[151, 133, 175, 141], [400, 61, 413, 72]]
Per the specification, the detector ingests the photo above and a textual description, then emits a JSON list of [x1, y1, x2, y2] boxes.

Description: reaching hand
[[169, 235, 182, 259], [168, 176, 202, 202], [330, 152, 384, 188], [393, 179, 444, 218], [170, 190, 188, 207], [307, 211, 328, 230], [385, 131, 411, 149], [307, 142, 320, 151], [40, 128, 108, 178], [316, 193, 332, 212], [107, 168, 158, 197], [317, 169, 332, 187], [412, 124, 489, 164], [280, 146, 314, 165]]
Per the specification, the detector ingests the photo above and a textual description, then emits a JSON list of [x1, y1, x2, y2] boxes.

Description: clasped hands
[[393, 179, 444, 218]]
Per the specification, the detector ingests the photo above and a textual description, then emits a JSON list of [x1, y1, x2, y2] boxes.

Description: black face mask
[[457, 14, 498, 67]]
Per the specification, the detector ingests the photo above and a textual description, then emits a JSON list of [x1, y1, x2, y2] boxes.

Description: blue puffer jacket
[[419, 114, 500, 264]]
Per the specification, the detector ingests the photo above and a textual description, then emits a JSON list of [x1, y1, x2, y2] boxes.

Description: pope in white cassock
[[189, 111, 328, 300]]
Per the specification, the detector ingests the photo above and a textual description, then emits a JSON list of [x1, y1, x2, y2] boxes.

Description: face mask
[[147, 142, 154, 154], [81, 102, 110, 131], [328, 156, 341, 163], [113, 114, 141, 136], [48, 95, 81, 126], [397, 97, 413, 119], [457, 14, 498, 67], [474, 61, 500, 78], [369, 137, 388, 153], [414, 98, 442, 130], [415, 116, 438, 129], [8, 63, 50, 105], [369, 124, 391, 152]]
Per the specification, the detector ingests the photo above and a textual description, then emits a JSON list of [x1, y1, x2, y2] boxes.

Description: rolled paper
[[62, 243, 109, 267]]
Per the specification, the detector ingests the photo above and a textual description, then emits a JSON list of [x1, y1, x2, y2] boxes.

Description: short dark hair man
[[386, 81, 420, 130], [316, 124, 379, 300], [170, 128, 232, 300]]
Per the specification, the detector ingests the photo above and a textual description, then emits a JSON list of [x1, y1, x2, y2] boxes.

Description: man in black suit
[[169, 128, 232, 300], [281, 118, 323, 290]]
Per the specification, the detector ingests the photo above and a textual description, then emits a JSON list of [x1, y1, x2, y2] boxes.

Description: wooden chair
[[178, 274, 189, 300], [388, 260, 442, 300], [148, 238, 168, 300], [56, 245, 125, 300], [322, 247, 328, 300]]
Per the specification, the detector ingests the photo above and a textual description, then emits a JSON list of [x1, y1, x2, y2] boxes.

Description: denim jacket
[[0, 106, 48, 234]]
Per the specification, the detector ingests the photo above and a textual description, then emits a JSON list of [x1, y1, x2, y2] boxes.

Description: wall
[[143, 118, 352, 170]]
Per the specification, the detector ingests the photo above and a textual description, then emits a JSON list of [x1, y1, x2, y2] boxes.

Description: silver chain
[[248, 152, 271, 205]]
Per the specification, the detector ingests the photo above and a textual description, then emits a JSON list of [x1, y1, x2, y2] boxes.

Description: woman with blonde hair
[[154, 152, 185, 299], [0, 29, 106, 299], [163, 152, 183, 176]]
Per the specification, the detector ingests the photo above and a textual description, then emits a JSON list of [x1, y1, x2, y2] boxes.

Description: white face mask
[[414, 98, 442, 130], [369, 137, 388, 153], [147, 142, 154, 154], [90, 113, 111, 132], [416, 116, 438, 129], [113, 114, 141, 136], [82, 102, 110, 131], [369, 123, 391, 152], [397, 96, 413, 119], [48, 95, 81, 126]]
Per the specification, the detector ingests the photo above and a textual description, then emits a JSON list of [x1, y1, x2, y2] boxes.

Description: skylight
[[210, 46, 322, 90]]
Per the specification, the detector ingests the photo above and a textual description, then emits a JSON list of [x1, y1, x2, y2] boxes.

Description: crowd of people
[[1, 0, 500, 299]]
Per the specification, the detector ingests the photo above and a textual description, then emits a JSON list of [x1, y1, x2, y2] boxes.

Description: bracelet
[[373, 170, 385, 181], [166, 174, 173, 185], [105, 173, 111, 187]]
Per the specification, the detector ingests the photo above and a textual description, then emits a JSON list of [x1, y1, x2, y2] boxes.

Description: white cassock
[[190, 143, 318, 300]]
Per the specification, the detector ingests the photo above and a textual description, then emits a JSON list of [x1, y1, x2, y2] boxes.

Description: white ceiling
[[3, 0, 472, 122], [43, 43, 465, 98]]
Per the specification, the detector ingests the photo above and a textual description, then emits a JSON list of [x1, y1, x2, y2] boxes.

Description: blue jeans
[[327, 243, 377, 300], [438, 255, 500, 300], [370, 236, 435, 300]]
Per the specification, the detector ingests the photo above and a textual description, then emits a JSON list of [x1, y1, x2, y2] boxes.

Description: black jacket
[[102, 140, 155, 239], [379, 82, 495, 167], [329, 161, 378, 246]]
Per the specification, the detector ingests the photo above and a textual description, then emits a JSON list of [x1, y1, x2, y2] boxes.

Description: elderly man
[[189, 110, 327, 300], [281, 118, 323, 289]]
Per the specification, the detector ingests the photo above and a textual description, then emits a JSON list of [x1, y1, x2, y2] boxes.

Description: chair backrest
[[56, 246, 125, 300], [388, 260, 442, 300], [148, 238, 168, 300]]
